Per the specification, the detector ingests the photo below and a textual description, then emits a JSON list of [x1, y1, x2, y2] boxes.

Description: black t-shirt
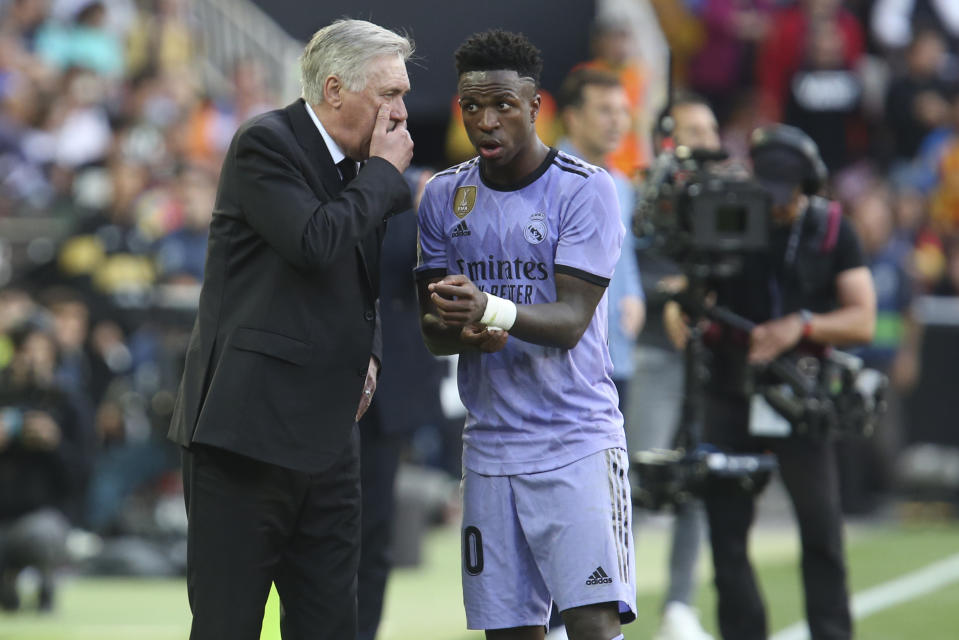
[[709, 200, 865, 392]]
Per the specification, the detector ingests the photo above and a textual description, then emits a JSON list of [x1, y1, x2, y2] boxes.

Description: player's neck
[[481, 138, 550, 187]]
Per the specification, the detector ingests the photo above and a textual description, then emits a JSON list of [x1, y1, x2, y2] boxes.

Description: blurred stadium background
[[0, 0, 958, 638]]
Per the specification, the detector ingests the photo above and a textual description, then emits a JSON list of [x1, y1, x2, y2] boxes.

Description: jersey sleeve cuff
[[554, 264, 611, 287]]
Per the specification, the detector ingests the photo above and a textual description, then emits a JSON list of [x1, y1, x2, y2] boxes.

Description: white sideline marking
[[769, 552, 959, 640]]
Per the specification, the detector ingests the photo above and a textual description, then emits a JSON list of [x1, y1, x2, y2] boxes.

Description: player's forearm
[[508, 302, 590, 350]]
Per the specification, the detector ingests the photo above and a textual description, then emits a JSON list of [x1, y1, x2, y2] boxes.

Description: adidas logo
[[585, 566, 612, 586], [451, 220, 471, 238]]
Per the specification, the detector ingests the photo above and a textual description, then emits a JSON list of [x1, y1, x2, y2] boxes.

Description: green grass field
[[1, 520, 957, 640]]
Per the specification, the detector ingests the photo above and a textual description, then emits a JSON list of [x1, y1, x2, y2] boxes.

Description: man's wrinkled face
[[337, 54, 410, 160], [458, 70, 539, 169]]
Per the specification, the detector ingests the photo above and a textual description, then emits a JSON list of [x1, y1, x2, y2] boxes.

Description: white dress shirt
[[303, 100, 360, 180]]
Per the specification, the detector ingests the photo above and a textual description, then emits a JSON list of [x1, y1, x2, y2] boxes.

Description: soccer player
[[415, 31, 636, 640]]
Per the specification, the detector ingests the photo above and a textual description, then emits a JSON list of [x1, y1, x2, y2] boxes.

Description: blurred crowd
[[656, 0, 959, 302], [0, 0, 282, 607], [1, 0, 959, 614]]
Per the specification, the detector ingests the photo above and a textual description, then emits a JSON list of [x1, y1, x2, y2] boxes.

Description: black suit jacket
[[168, 99, 411, 472]]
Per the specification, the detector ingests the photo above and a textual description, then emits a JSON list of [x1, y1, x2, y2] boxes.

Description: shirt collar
[[303, 100, 354, 170]]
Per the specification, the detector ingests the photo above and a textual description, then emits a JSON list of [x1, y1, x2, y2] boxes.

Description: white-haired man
[[168, 19, 414, 639]]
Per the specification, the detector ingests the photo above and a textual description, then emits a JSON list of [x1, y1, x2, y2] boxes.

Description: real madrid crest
[[524, 212, 547, 245], [453, 186, 477, 219]]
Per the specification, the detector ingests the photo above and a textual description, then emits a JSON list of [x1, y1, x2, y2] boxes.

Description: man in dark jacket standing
[[167, 19, 414, 640]]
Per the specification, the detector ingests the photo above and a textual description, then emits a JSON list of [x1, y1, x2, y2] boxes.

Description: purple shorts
[[461, 448, 637, 630]]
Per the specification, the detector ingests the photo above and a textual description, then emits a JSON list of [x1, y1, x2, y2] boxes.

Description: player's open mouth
[[478, 142, 504, 159]]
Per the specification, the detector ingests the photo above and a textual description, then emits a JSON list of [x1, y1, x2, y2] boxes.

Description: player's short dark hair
[[557, 68, 622, 111], [454, 30, 543, 88]]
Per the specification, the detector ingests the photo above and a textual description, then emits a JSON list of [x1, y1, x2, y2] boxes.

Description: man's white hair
[[300, 19, 413, 105]]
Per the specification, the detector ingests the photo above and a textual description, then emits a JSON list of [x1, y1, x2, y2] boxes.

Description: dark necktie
[[337, 158, 357, 186]]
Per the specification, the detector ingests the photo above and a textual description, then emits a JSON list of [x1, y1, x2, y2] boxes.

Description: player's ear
[[530, 93, 541, 124]]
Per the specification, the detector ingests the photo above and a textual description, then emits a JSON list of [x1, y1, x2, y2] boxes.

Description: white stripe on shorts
[[605, 449, 631, 583]]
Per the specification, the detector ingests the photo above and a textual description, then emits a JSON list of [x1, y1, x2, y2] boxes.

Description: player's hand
[[369, 103, 413, 173], [355, 356, 379, 422], [749, 313, 803, 364], [460, 324, 508, 353], [428, 274, 487, 327]]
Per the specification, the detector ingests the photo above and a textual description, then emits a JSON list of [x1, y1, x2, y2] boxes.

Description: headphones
[[749, 124, 828, 195]]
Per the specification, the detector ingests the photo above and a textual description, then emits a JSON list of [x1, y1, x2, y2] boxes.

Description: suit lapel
[[285, 99, 343, 199], [285, 99, 376, 290]]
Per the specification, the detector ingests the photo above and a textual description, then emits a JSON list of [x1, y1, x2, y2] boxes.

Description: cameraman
[[688, 125, 876, 640]]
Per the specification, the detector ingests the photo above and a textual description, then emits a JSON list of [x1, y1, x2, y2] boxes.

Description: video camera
[[754, 346, 888, 440], [633, 145, 770, 279], [702, 304, 889, 440]]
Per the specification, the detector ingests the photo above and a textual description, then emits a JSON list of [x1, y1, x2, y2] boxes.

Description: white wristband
[[480, 293, 517, 331]]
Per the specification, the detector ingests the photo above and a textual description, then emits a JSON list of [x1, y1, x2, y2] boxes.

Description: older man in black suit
[[167, 19, 414, 640]]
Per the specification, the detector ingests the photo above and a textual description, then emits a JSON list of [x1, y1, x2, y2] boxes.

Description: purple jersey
[[416, 148, 626, 475]]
